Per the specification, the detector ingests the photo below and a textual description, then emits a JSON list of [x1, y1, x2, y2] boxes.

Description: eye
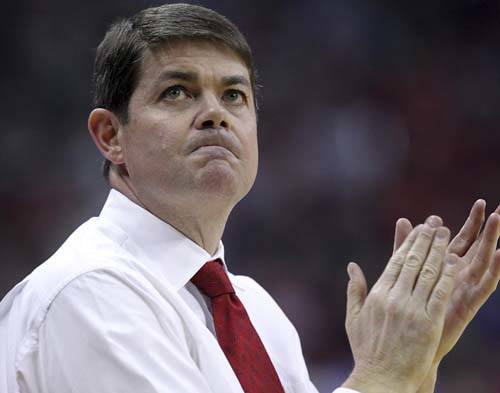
[[161, 85, 191, 101], [223, 89, 246, 105]]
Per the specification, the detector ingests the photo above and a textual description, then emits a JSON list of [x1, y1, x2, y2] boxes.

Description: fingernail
[[426, 215, 442, 228]]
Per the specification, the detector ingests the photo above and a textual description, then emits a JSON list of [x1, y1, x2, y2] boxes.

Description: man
[[1, 4, 499, 393]]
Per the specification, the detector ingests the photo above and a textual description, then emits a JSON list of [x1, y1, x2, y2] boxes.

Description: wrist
[[342, 367, 418, 393]]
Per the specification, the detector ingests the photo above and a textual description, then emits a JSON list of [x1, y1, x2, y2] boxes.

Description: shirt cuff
[[332, 388, 361, 393]]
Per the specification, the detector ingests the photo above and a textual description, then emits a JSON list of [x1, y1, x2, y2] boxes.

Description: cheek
[[248, 122, 258, 156], [149, 110, 194, 151], [244, 125, 259, 177], [122, 117, 186, 172], [242, 135, 259, 194], [151, 126, 179, 154], [250, 133, 259, 166]]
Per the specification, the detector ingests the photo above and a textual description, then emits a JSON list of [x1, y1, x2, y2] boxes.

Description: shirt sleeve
[[16, 269, 215, 393]]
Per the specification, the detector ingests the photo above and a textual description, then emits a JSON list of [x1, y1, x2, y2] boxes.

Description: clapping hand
[[343, 221, 460, 393], [393, 201, 500, 392]]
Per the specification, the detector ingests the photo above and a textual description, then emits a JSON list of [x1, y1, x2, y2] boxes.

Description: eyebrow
[[157, 70, 198, 83], [156, 70, 250, 88], [221, 75, 251, 88]]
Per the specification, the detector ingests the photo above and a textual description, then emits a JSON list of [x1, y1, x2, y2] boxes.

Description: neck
[[109, 168, 230, 255]]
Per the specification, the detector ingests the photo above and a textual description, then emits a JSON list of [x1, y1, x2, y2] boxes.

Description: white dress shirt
[[0, 189, 358, 393]]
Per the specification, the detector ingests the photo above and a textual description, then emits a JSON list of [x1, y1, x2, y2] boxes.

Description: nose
[[194, 93, 229, 130]]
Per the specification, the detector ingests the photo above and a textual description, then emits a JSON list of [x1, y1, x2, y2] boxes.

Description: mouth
[[189, 132, 240, 159], [192, 144, 236, 159]]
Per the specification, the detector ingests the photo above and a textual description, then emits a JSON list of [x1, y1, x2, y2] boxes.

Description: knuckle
[[446, 265, 459, 278], [389, 254, 405, 267], [456, 232, 469, 244], [467, 270, 480, 283], [406, 253, 423, 268], [386, 297, 403, 316], [434, 239, 448, 249], [433, 286, 448, 301], [419, 264, 440, 281], [420, 230, 434, 242]]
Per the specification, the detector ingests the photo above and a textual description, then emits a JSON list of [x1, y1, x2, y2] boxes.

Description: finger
[[448, 199, 486, 257], [375, 225, 422, 291], [391, 224, 437, 295], [346, 262, 368, 320], [427, 254, 461, 317], [469, 249, 500, 319], [426, 215, 443, 228], [463, 203, 499, 260], [465, 213, 500, 285], [490, 249, 500, 278], [393, 218, 413, 253], [412, 227, 451, 301]]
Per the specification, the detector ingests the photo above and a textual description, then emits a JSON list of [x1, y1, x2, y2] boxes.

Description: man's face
[[118, 40, 258, 214]]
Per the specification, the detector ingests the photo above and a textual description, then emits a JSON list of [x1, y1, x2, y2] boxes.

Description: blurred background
[[1, 0, 499, 391]]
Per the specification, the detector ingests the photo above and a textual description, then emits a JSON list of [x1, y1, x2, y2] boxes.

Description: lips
[[189, 131, 240, 158], [193, 145, 236, 160]]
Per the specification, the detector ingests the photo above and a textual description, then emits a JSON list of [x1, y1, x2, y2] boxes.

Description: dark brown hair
[[92, 3, 257, 179]]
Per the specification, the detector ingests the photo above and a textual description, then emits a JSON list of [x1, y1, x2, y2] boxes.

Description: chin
[[195, 160, 243, 199]]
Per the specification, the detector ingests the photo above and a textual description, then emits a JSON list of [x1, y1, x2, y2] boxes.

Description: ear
[[88, 108, 125, 165]]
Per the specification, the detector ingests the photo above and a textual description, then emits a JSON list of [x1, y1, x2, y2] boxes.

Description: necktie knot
[[191, 260, 235, 298]]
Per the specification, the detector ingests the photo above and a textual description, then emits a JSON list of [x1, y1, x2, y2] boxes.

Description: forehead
[[137, 40, 250, 86]]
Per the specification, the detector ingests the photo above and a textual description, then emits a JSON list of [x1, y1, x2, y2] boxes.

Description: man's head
[[88, 4, 259, 226], [92, 3, 258, 180]]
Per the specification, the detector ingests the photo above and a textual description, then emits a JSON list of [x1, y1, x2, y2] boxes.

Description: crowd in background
[[1, 0, 499, 391]]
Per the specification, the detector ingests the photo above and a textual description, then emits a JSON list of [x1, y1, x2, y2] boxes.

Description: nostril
[[201, 119, 227, 129], [201, 120, 215, 128]]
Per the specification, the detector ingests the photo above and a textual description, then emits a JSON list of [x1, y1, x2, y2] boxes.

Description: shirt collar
[[98, 189, 227, 291]]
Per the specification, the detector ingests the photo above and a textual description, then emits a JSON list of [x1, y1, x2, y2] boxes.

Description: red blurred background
[[1, 1, 499, 391]]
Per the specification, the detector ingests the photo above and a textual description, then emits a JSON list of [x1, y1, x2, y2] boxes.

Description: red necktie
[[191, 260, 285, 393]]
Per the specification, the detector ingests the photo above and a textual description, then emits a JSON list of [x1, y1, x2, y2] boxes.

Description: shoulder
[[17, 217, 131, 306], [0, 217, 147, 390], [43, 267, 186, 338], [9, 270, 204, 393], [0, 216, 137, 349]]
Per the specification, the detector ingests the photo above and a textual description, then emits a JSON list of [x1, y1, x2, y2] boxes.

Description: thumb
[[346, 262, 367, 320]]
